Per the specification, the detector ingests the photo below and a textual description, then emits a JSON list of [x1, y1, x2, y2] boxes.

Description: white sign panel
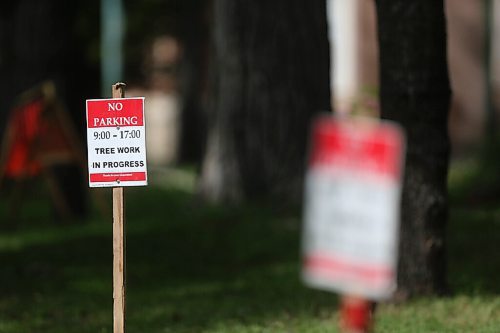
[[302, 115, 405, 300], [86, 97, 147, 187]]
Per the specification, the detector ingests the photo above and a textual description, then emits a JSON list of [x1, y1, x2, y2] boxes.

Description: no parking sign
[[86, 97, 147, 187], [302, 115, 405, 300]]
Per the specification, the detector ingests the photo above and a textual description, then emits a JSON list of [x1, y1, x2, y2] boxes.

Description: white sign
[[302, 115, 405, 300], [86, 97, 147, 187]]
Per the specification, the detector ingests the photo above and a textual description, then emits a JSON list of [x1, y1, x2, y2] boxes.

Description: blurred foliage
[[349, 85, 379, 118]]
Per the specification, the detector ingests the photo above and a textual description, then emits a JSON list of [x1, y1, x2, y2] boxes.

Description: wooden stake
[[112, 82, 126, 333]]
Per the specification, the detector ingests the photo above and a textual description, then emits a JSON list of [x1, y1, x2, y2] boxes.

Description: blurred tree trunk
[[375, 0, 451, 298], [199, 0, 331, 204], [178, 1, 209, 164]]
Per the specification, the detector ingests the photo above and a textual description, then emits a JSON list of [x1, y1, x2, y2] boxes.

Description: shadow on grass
[[447, 206, 500, 296], [448, 151, 500, 297], [0, 187, 338, 332], [1, 169, 499, 332]]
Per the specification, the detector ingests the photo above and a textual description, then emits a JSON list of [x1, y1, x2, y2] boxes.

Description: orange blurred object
[[3, 99, 74, 178]]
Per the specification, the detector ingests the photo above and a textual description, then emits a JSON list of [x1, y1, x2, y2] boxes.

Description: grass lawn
[[0, 165, 499, 332]]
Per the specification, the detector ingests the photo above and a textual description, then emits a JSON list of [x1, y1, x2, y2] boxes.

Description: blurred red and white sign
[[86, 97, 147, 187], [302, 115, 405, 300]]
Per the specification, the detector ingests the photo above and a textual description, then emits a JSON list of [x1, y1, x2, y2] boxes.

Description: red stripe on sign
[[86, 98, 144, 128], [304, 254, 393, 284], [90, 172, 146, 182], [309, 117, 404, 180]]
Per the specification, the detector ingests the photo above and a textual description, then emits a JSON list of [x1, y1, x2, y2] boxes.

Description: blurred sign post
[[86, 83, 147, 333], [302, 115, 405, 332]]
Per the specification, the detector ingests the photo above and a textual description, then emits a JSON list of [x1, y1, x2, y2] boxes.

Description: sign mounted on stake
[[86, 97, 147, 187], [302, 115, 405, 301]]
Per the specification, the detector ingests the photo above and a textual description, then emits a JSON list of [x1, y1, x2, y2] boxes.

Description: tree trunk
[[199, 0, 331, 204], [375, 0, 451, 297]]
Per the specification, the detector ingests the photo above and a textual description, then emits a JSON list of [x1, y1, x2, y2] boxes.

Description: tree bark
[[199, 0, 331, 204], [375, 0, 451, 297]]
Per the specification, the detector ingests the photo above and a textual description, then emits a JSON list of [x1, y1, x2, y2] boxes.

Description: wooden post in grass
[[112, 82, 126, 333], [86, 81, 147, 332]]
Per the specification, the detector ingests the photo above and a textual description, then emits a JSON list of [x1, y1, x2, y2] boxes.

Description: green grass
[[0, 163, 499, 332]]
